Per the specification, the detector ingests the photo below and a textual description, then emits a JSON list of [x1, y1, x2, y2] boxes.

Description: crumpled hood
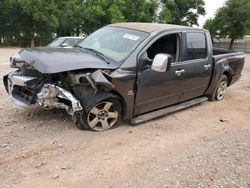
[[19, 47, 119, 74]]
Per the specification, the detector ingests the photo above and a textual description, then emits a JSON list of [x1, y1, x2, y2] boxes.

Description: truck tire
[[77, 98, 122, 131], [73, 111, 89, 130], [210, 75, 228, 101]]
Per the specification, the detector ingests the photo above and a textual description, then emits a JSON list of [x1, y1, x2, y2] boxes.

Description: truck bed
[[213, 47, 244, 65], [213, 47, 235, 56]]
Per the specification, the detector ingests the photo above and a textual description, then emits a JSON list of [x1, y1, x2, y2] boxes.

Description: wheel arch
[[223, 71, 232, 86], [72, 84, 127, 120], [85, 90, 126, 118], [72, 85, 126, 130]]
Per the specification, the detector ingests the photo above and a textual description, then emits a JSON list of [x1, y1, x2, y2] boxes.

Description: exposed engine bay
[[3, 63, 115, 116]]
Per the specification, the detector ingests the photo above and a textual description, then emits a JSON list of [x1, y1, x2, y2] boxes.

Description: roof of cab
[[109, 22, 205, 33]]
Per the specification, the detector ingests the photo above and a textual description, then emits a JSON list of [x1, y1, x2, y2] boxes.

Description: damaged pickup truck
[[3, 23, 245, 131]]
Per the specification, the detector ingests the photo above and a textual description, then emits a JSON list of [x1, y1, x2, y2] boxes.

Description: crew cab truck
[[3, 23, 245, 131]]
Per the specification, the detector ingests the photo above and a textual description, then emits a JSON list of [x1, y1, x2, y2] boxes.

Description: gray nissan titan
[[3, 23, 245, 131]]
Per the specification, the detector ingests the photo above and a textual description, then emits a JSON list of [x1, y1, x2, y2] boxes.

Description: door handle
[[175, 69, 185, 76], [204, 64, 211, 70]]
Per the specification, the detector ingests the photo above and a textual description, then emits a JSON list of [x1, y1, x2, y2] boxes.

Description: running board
[[130, 96, 208, 125]]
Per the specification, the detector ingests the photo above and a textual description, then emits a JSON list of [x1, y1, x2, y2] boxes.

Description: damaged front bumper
[[37, 83, 82, 115], [3, 73, 83, 115]]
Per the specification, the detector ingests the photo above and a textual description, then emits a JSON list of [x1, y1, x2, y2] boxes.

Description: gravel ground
[[0, 48, 249, 188]]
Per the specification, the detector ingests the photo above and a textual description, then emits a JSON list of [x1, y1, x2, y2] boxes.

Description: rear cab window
[[184, 32, 207, 61]]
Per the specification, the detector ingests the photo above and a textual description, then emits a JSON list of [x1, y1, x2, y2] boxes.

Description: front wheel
[[78, 98, 122, 131]]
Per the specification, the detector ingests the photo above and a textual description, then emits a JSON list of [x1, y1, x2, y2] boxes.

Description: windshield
[[77, 27, 149, 62], [63, 38, 83, 47], [47, 37, 66, 47]]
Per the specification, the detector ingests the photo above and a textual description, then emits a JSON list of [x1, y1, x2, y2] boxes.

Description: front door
[[134, 33, 184, 115]]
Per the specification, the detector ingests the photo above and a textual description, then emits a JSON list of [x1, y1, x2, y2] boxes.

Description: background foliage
[[1, 0, 250, 48], [204, 0, 250, 49], [0, 0, 205, 47]]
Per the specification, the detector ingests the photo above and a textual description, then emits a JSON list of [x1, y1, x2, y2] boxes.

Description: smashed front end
[[3, 56, 117, 118], [3, 68, 83, 115]]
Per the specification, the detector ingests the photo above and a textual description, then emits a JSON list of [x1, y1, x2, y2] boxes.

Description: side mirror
[[61, 43, 68, 47], [151, 54, 172, 72]]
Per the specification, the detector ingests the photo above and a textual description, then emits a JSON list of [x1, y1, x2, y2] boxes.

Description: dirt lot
[[0, 48, 249, 188]]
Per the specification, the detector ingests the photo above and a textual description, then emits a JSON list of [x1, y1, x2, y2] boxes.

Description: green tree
[[5, 0, 82, 46], [203, 18, 217, 42], [81, 0, 158, 34], [159, 0, 206, 26], [55, 0, 83, 36], [0, 0, 35, 46], [80, 0, 125, 34], [214, 0, 250, 49], [0, 0, 209, 47], [14, 0, 60, 46], [121, 0, 158, 22], [247, 28, 250, 35]]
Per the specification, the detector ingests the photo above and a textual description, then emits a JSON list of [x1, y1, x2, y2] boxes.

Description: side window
[[146, 34, 180, 63], [185, 33, 207, 60], [65, 39, 78, 46]]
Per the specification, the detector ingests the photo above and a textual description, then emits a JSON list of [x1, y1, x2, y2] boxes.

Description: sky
[[198, 0, 226, 27]]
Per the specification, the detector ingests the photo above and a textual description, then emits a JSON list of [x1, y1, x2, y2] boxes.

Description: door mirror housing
[[151, 54, 172, 72]]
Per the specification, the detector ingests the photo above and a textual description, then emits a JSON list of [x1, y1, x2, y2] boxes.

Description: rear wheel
[[215, 75, 228, 101], [77, 98, 122, 131]]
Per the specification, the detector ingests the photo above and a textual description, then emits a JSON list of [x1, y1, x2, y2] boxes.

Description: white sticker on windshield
[[123, 34, 140, 41]]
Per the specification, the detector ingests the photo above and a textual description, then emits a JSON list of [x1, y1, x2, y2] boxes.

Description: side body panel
[[133, 30, 214, 116], [109, 69, 137, 120], [134, 65, 184, 115], [204, 52, 245, 97]]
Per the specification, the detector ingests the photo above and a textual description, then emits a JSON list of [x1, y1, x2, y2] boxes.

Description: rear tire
[[210, 75, 228, 101]]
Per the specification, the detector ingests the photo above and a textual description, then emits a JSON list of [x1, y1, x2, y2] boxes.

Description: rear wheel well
[[208, 74, 230, 101], [223, 71, 232, 86]]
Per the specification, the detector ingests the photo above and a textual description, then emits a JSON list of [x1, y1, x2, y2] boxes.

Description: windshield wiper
[[84, 48, 110, 64], [78, 47, 109, 64]]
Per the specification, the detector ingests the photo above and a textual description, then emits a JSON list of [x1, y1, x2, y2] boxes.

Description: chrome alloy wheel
[[216, 80, 227, 101], [87, 101, 119, 131]]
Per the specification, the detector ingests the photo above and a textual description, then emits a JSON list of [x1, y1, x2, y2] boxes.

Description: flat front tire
[[78, 98, 122, 131]]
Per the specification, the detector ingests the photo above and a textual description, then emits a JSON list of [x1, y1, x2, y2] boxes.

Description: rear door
[[178, 32, 213, 102]]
